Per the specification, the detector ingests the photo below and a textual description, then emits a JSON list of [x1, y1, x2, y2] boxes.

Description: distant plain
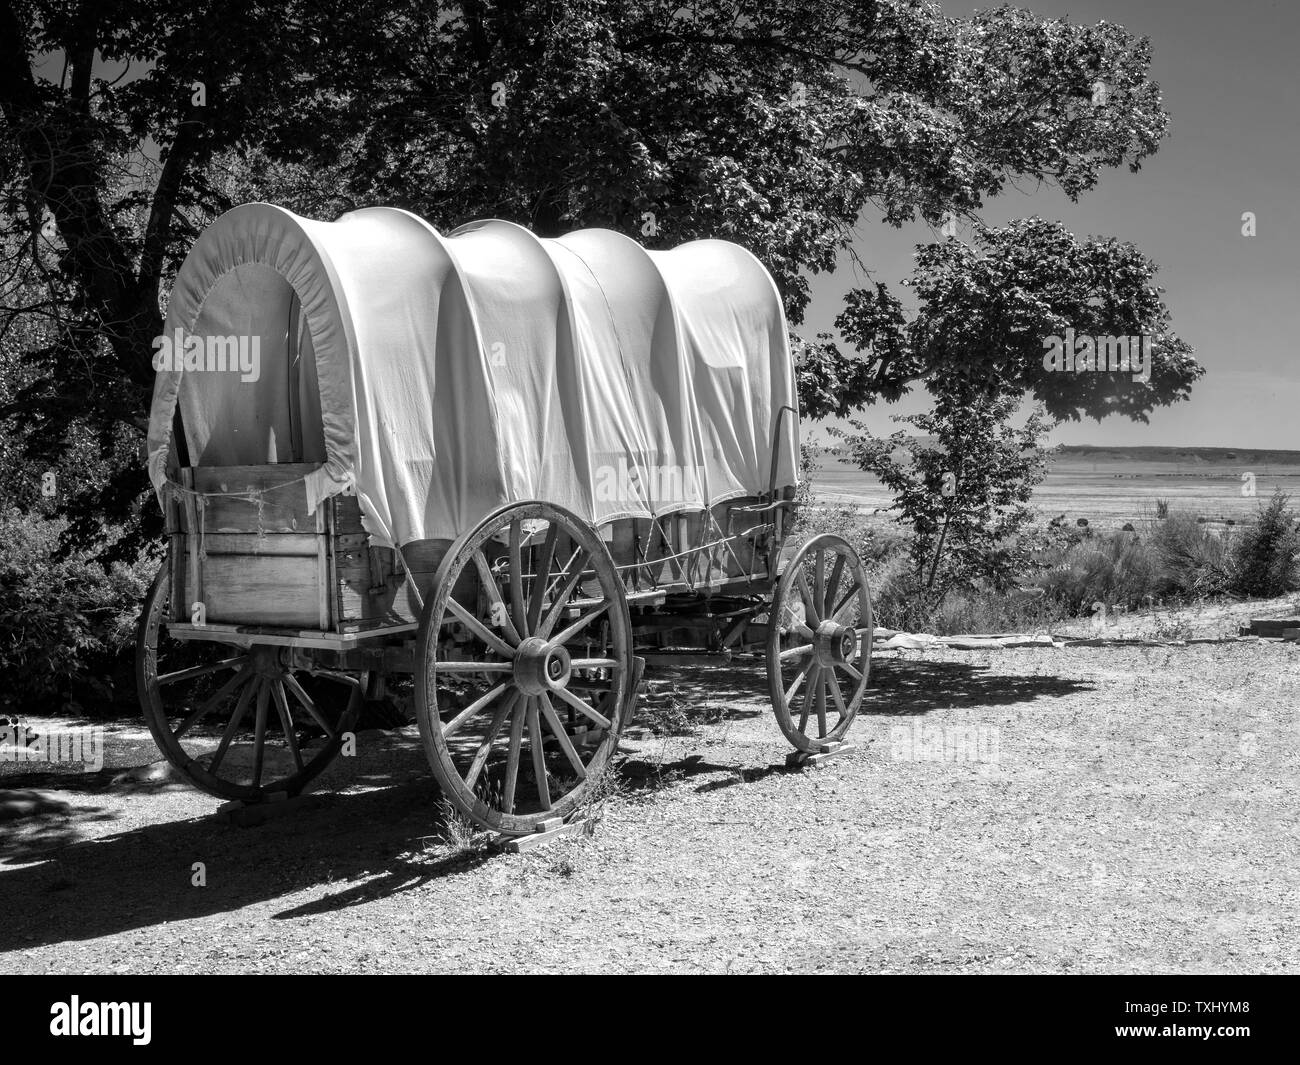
[[810, 446, 1300, 529]]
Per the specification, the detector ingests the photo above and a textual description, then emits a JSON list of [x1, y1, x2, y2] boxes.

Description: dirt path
[[2, 636, 1298, 974]]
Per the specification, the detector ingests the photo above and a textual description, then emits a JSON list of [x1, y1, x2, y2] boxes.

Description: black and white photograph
[[0, 0, 1293, 1016]]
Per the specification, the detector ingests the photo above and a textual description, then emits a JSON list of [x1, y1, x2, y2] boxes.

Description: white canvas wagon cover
[[147, 203, 800, 547]]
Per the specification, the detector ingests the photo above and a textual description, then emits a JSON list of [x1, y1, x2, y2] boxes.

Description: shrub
[[864, 550, 925, 631], [1229, 492, 1300, 598], [0, 508, 157, 714], [1148, 512, 1230, 598], [922, 585, 1067, 636], [1037, 530, 1159, 614]]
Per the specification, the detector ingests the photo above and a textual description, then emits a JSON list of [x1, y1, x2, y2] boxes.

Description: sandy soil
[[2, 614, 1298, 974]]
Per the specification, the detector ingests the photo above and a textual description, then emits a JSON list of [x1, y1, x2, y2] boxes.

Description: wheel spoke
[[465, 691, 517, 790], [570, 658, 620, 670], [252, 682, 270, 787], [539, 548, 590, 636], [158, 655, 246, 687], [552, 684, 612, 730], [442, 680, 513, 739], [831, 586, 859, 623], [825, 553, 846, 618], [527, 698, 551, 810], [538, 692, 587, 780], [173, 666, 250, 740], [528, 523, 559, 635], [209, 678, 259, 774], [281, 673, 338, 740], [508, 520, 527, 635], [502, 696, 527, 813], [794, 570, 821, 626], [835, 659, 864, 682], [779, 643, 813, 662], [827, 670, 849, 718], [815, 672, 828, 738], [798, 665, 820, 733], [472, 551, 521, 645], [814, 548, 826, 617], [784, 661, 811, 705], [271, 680, 304, 772], [550, 602, 610, 648], [445, 596, 517, 659], [540, 545, 579, 604]]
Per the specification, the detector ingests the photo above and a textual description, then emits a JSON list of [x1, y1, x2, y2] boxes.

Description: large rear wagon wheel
[[136, 566, 368, 801], [414, 501, 633, 837], [766, 534, 873, 754]]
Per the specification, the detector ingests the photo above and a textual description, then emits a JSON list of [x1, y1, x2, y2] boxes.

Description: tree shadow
[[861, 658, 1095, 716], [0, 785, 499, 952], [1, 797, 119, 864], [0, 740, 503, 952]]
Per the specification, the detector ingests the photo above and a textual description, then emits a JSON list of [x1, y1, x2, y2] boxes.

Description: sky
[[802, 0, 1300, 451]]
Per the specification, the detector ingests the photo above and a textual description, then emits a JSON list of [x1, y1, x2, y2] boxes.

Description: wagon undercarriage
[[138, 469, 873, 837]]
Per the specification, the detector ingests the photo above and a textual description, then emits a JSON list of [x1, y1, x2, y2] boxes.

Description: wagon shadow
[[630, 656, 1094, 724], [616, 751, 800, 798]]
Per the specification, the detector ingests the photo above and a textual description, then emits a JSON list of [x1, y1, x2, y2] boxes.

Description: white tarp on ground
[[147, 203, 799, 547]]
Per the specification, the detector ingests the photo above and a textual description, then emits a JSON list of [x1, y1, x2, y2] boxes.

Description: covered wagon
[[139, 203, 873, 836]]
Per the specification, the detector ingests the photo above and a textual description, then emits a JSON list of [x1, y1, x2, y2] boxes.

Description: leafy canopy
[[0, 0, 1188, 549]]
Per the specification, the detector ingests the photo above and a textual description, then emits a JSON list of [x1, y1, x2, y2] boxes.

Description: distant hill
[[811, 440, 1300, 465], [1056, 445, 1300, 465]]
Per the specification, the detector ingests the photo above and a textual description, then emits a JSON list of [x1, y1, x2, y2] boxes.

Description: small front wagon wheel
[[414, 501, 634, 837], [766, 534, 873, 753]]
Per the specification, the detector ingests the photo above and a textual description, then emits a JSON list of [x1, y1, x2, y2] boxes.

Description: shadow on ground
[[0, 766, 493, 952], [0, 655, 1092, 952], [862, 658, 1095, 716], [632, 656, 1094, 721]]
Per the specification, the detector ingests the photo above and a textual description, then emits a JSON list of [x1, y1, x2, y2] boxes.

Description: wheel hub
[[812, 620, 857, 667], [513, 636, 572, 695], [249, 646, 286, 677]]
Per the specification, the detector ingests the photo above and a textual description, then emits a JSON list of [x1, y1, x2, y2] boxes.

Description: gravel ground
[[2, 619, 1298, 974]]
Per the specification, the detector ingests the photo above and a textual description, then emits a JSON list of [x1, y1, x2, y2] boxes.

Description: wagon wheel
[[766, 534, 873, 753], [136, 566, 369, 801], [414, 501, 633, 836]]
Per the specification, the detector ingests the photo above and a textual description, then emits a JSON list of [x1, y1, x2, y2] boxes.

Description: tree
[[801, 218, 1202, 422], [0, 0, 1185, 553], [833, 387, 1054, 596]]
